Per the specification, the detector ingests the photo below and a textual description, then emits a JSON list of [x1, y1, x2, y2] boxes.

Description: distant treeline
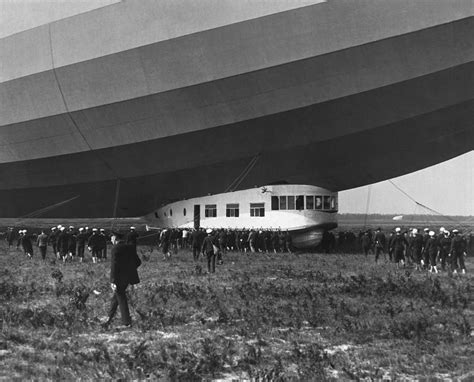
[[0, 218, 146, 232], [338, 214, 474, 231]]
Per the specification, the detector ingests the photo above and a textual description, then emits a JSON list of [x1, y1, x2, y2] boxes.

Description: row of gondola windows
[[160, 196, 336, 218], [205, 203, 266, 218], [271, 195, 337, 210]]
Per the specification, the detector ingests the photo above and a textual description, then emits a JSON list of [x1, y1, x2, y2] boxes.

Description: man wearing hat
[[202, 229, 217, 273], [449, 229, 467, 274], [102, 232, 141, 329]]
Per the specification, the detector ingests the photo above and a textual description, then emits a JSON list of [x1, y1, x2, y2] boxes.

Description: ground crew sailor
[[76, 228, 87, 262], [6, 227, 16, 248], [49, 227, 58, 254], [191, 228, 202, 261], [374, 228, 386, 263], [57, 226, 70, 262], [449, 229, 467, 274], [361, 231, 372, 257], [17, 230, 33, 258], [437, 230, 452, 271], [421, 228, 431, 268], [99, 228, 107, 260], [87, 228, 102, 263], [37, 230, 48, 260], [68, 226, 77, 260], [424, 231, 439, 273], [409, 229, 424, 270], [202, 229, 216, 273], [389, 227, 408, 267], [125, 226, 139, 250]]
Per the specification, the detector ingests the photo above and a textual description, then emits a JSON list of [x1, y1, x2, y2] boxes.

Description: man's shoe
[[116, 323, 132, 330], [100, 319, 111, 329]]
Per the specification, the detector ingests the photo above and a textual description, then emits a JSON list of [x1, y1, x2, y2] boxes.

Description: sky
[[338, 151, 473, 216], [1, 1, 473, 216], [0, 0, 119, 39]]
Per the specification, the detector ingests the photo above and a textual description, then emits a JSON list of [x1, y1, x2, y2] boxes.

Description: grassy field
[[1, 243, 473, 381]]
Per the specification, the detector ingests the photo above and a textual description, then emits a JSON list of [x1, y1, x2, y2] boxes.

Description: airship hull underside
[[0, 0, 472, 217]]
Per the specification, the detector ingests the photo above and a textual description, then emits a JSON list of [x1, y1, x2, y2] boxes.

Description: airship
[[0, 0, 472, 221]]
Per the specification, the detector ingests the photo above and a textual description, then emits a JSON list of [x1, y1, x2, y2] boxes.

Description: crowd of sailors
[[2, 225, 471, 274], [358, 226, 470, 274]]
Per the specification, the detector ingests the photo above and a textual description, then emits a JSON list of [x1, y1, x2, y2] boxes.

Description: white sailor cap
[[57, 225, 62, 229], [60, 226, 65, 231], [424, 228, 429, 232], [92, 228, 98, 232], [22, 229, 27, 233], [452, 229, 459, 234], [69, 226, 74, 229], [439, 227, 445, 232], [79, 228, 84, 232], [412, 228, 418, 234], [395, 227, 401, 233], [100, 228, 105, 232], [52, 226, 57, 230], [130, 226, 136, 230], [429, 231, 435, 236], [206, 228, 213, 234]]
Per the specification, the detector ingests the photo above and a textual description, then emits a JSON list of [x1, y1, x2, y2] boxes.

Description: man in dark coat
[[103, 232, 141, 328]]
